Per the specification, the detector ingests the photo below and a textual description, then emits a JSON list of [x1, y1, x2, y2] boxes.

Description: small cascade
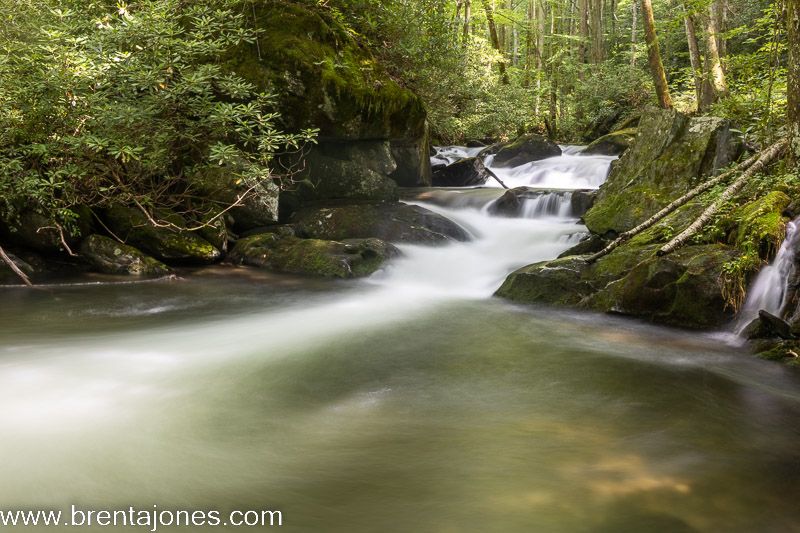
[[431, 146, 485, 167], [519, 192, 574, 219], [483, 152, 615, 189], [737, 218, 800, 332]]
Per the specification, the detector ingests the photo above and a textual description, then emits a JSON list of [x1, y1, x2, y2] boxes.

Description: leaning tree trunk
[[658, 139, 789, 256], [0, 245, 32, 286], [482, 0, 510, 84], [789, 0, 800, 164], [641, 0, 672, 109]]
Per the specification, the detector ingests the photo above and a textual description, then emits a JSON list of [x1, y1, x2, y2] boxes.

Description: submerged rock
[[229, 233, 398, 278], [81, 235, 172, 276], [291, 203, 471, 244], [584, 128, 637, 156], [104, 206, 221, 265], [431, 157, 487, 187], [490, 134, 562, 168]]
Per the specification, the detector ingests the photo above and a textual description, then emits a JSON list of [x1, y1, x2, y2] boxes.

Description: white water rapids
[[4, 147, 800, 532]]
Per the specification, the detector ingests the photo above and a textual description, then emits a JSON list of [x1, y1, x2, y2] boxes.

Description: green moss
[[730, 191, 790, 257], [226, 1, 425, 139]]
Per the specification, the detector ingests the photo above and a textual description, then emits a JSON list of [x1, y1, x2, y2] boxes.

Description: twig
[[0, 245, 32, 286]]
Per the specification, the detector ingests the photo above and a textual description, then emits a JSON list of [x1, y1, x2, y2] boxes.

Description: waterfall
[[737, 218, 800, 331]]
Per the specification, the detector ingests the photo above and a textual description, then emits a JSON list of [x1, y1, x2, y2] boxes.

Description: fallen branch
[[0, 245, 32, 286], [476, 157, 509, 189], [586, 151, 762, 263], [658, 138, 788, 256]]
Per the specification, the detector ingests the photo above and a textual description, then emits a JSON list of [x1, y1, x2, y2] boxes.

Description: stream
[[1, 147, 800, 532]]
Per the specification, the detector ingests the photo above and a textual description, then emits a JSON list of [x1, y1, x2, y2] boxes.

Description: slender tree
[[683, 6, 703, 110], [590, 0, 604, 63], [481, 0, 510, 84], [641, 0, 672, 108], [630, 0, 637, 66], [790, 0, 800, 162], [704, 1, 729, 104]]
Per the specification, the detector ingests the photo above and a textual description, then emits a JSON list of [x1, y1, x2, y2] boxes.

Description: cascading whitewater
[[737, 217, 800, 332]]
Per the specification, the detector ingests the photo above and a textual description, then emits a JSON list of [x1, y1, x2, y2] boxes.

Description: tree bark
[[464, 0, 472, 42], [590, 0, 604, 63], [658, 139, 789, 256], [641, 0, 672, 109], [578, 0, 589, 64], [683, 6, 703, 111], [789, 0, 800, 163], [630, 0, 637, 66], [482, 0, 510, 84], [704, 2, 728, 104]]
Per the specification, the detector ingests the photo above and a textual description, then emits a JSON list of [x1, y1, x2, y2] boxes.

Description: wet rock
[[1, 209, 92, 255], [571, 190, 599, 217], [490, 134, 562, 168], [742, 310, 794, 340], [432, 157, 487, 187], [557, 235, 607, 258], [80, 234, 172, 276], [229, 233, 398, 278], [496, 256, 595, 306], [583, 128, 637, 156], [104, 206, 221, 265], [291, 203, 471, 244]]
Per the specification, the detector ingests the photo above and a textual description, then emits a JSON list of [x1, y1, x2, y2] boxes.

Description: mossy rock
[[725, 191, 790, 258], [290, 203, 471, 244], [1, 208, 93, 255], [496, 241, 739, 329], [229, 233, 398, 278], [583, 128, 637, 156], [583, 110, 743, 236], [490, 134, 562, 168], [187, 167, 279, 232], [80, 234, 172, 276], [104, 206, 221, 265]]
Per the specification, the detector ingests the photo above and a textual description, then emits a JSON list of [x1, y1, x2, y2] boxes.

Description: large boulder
[[583, 110, 743, 236], [431, 157, 487, 187], [80, 235, 172, 276], [227, 2, 431, 200], [291, 203, 471, 244], [496, 243, 739, 329], [104, 206, 221, 265], [229, 233, 398, 278], [583, 128, 637, 156], [490, 134, 562, 168], [0, 208, 92, 255]]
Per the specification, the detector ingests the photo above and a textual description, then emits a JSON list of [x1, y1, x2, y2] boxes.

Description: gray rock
[[490, 134, 562, 168], [432, 157, 487, 187]]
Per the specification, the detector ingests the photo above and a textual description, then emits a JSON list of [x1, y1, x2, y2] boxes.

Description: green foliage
[[0, 0, 316, 234]]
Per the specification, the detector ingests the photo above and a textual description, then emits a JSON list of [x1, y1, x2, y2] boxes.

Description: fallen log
[[475, 157, 509, 189], [585, 151, 762, 263], [658, 138, 788, 256]]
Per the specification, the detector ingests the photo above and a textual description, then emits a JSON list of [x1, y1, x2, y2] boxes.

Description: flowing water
[[737, 218, 800, 330], [2, 148, 800, 532]]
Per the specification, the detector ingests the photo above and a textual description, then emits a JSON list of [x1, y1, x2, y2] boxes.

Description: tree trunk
[[684, 7, 703, 111], [0, 245, 32, 286], [590, 0, 604, 63], [464, 0, 472, 42], [482, 0, 510, 84], [789, 0, 800, 163], [704, 2, 728, 103], [641, 0, 672, 109], [630, 0, 637, 66], [578, 0, 589, 64]]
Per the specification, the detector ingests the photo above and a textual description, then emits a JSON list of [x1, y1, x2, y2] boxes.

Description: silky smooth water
[[2, 150, 800, 532]]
